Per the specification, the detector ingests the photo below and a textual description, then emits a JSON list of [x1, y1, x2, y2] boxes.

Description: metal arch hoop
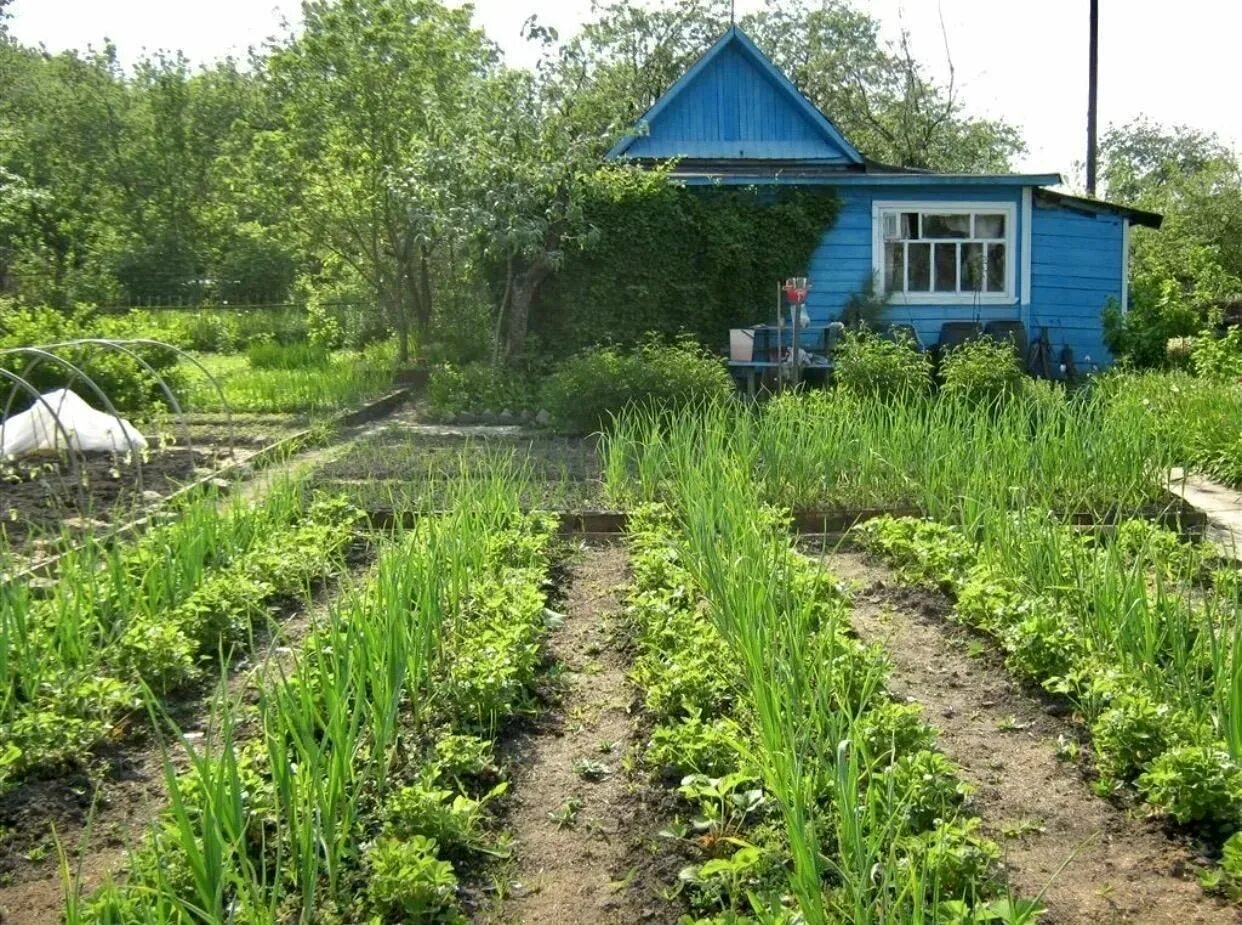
[[120, 338, 235, 458], [0, 347, 146, 494], [0, 368, 87, 512], [43, 338, 196, 466]]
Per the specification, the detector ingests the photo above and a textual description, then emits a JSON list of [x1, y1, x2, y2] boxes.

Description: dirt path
[[0, 553, 372, 925], [827, 550, 1241, 925], [486, 542, 652, 925]]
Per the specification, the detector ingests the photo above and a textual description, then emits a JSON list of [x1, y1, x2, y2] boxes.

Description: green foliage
[[383, 780, 503, 858], [1136, 746, 1242, 827], [0, 302, 183, 410], [1100, 119, 1242, 367], [1091, 692, 1197, 783], [1191, 326, 1242, 380], [533, 173, 840, 353], [833, 328, 931, 399], [426, 362, 534, 419], [245, 340, 329, 370], [648, 711, 745, 777], [365, 836, 462, 922], [939, 338, 1025, 404], [853, 517, 973, 592], [896, 818, 1001, 901], [539, 338, 733, 434]]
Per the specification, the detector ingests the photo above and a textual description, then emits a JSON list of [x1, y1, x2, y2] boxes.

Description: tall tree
[[264, 0, 495, 362]]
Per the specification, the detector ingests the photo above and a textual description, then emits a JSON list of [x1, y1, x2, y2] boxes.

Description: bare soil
[[827, 549, 1242, 925], [484, 542, 671, 925], [0, 548, 372, 925]]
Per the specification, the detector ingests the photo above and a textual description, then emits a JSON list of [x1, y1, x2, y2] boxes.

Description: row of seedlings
[[601, 392, 1172, 518], [69, 478, 561, 923], [625, 498, 1037, 924], [856, 512, 1242, 897], [0, 478, 359, 794]]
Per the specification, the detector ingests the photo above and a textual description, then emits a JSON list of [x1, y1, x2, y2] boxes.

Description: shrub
[[177, 312, 241, 353], [426, 362, 532, 419], [540, 337, 732, 433], [246, 341, 330, 370], [940, 337, 1026, 403], [833, 328, 931, 399], [0, 303, 183, 412], [1191, 325, 1242, 380], [1103, 285, 1202, 368]]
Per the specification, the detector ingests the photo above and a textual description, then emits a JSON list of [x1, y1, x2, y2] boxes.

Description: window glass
[[907, 242, 931, 291], [880, 208, 1010, 297], [923, 214, 971, 239], [884, 242, 904, 292], [975, 214, 1006, 239], [961, 242, 984, 291], [933, 243, 957, 291], [986, 243, 1007, 292]]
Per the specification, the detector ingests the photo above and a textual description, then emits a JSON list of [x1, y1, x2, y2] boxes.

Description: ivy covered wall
[[529, 170, 840, 354]]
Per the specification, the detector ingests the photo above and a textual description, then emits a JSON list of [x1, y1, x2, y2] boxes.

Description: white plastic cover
[[0, 388, 148, 459]]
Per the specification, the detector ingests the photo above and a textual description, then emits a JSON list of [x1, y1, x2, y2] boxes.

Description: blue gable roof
[[606, 27, 863, 164]]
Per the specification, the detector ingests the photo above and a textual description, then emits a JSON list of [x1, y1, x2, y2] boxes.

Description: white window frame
[[872, 200, 1018, 306]]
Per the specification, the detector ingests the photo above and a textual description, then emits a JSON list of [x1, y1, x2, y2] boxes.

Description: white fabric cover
[[0, 388, 148, 458]]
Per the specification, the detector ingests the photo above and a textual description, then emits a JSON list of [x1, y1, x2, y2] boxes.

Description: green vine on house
[[529, 169, 840, 355]]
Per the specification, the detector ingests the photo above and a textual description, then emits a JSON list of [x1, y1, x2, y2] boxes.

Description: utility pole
[[1086, 0, 1099, 196]]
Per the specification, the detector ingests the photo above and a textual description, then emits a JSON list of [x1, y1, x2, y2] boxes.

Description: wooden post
[[1086, 0, 1099, 196]]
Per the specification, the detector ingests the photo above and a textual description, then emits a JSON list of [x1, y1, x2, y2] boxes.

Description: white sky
[[8, 0, 1241, 187]]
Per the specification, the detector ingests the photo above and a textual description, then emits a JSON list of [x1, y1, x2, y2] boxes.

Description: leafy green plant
[[833, 327, 931, 399], [539, 337, 732, 434], [366, 836, 462, 922], [940, 337, 1026, 404], [427, 361, 533, 419], [1136, 746, 1242, 827]]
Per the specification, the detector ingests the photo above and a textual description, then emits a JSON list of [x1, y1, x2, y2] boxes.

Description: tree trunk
[[416, 244, 433, 359], [505, 265, 549, 361], [390, 283, 410, 364]]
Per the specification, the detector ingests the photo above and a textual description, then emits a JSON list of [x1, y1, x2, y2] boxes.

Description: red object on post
[[783, 277, 810, 305]]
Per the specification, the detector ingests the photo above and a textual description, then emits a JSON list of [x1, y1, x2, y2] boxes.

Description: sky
[[7, 0, 1240, 186]]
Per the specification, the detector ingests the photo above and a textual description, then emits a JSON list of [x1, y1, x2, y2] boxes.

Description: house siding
[[803, 186, 1026, 349], [1029, 201, 1123, 367], [625, 41, 853, 162]]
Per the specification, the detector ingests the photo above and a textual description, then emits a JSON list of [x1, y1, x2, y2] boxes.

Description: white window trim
[[872, 200, 1019, 306]]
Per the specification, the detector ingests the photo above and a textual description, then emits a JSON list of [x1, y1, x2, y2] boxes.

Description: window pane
[[923, 213, 971, 239], [907, 242, 931, 291], [961, 242, 984, 291], [933, 243, 957, 291], [986, 243, 1007, 292], [975, 214, 1006, 239], [884, 242, 904, 292], [901, 212, 919, 238]]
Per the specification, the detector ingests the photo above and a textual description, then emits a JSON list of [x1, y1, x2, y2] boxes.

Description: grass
[[180, 340, 396, 414], [603, 386, 1177, 518]]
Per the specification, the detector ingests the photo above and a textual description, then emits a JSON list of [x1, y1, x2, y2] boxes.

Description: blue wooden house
[[605, 26, 1161, 375]]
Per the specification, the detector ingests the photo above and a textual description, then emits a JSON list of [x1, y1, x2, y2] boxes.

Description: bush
[[1191, 326, 1242, 380], [0, 303, 183, 412], [833, 328, 931, 399], [246, 341, 330, 370], [427, 362, 533, 419], [540, 338, 732, 433], [940, 337, 1026, 403]]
